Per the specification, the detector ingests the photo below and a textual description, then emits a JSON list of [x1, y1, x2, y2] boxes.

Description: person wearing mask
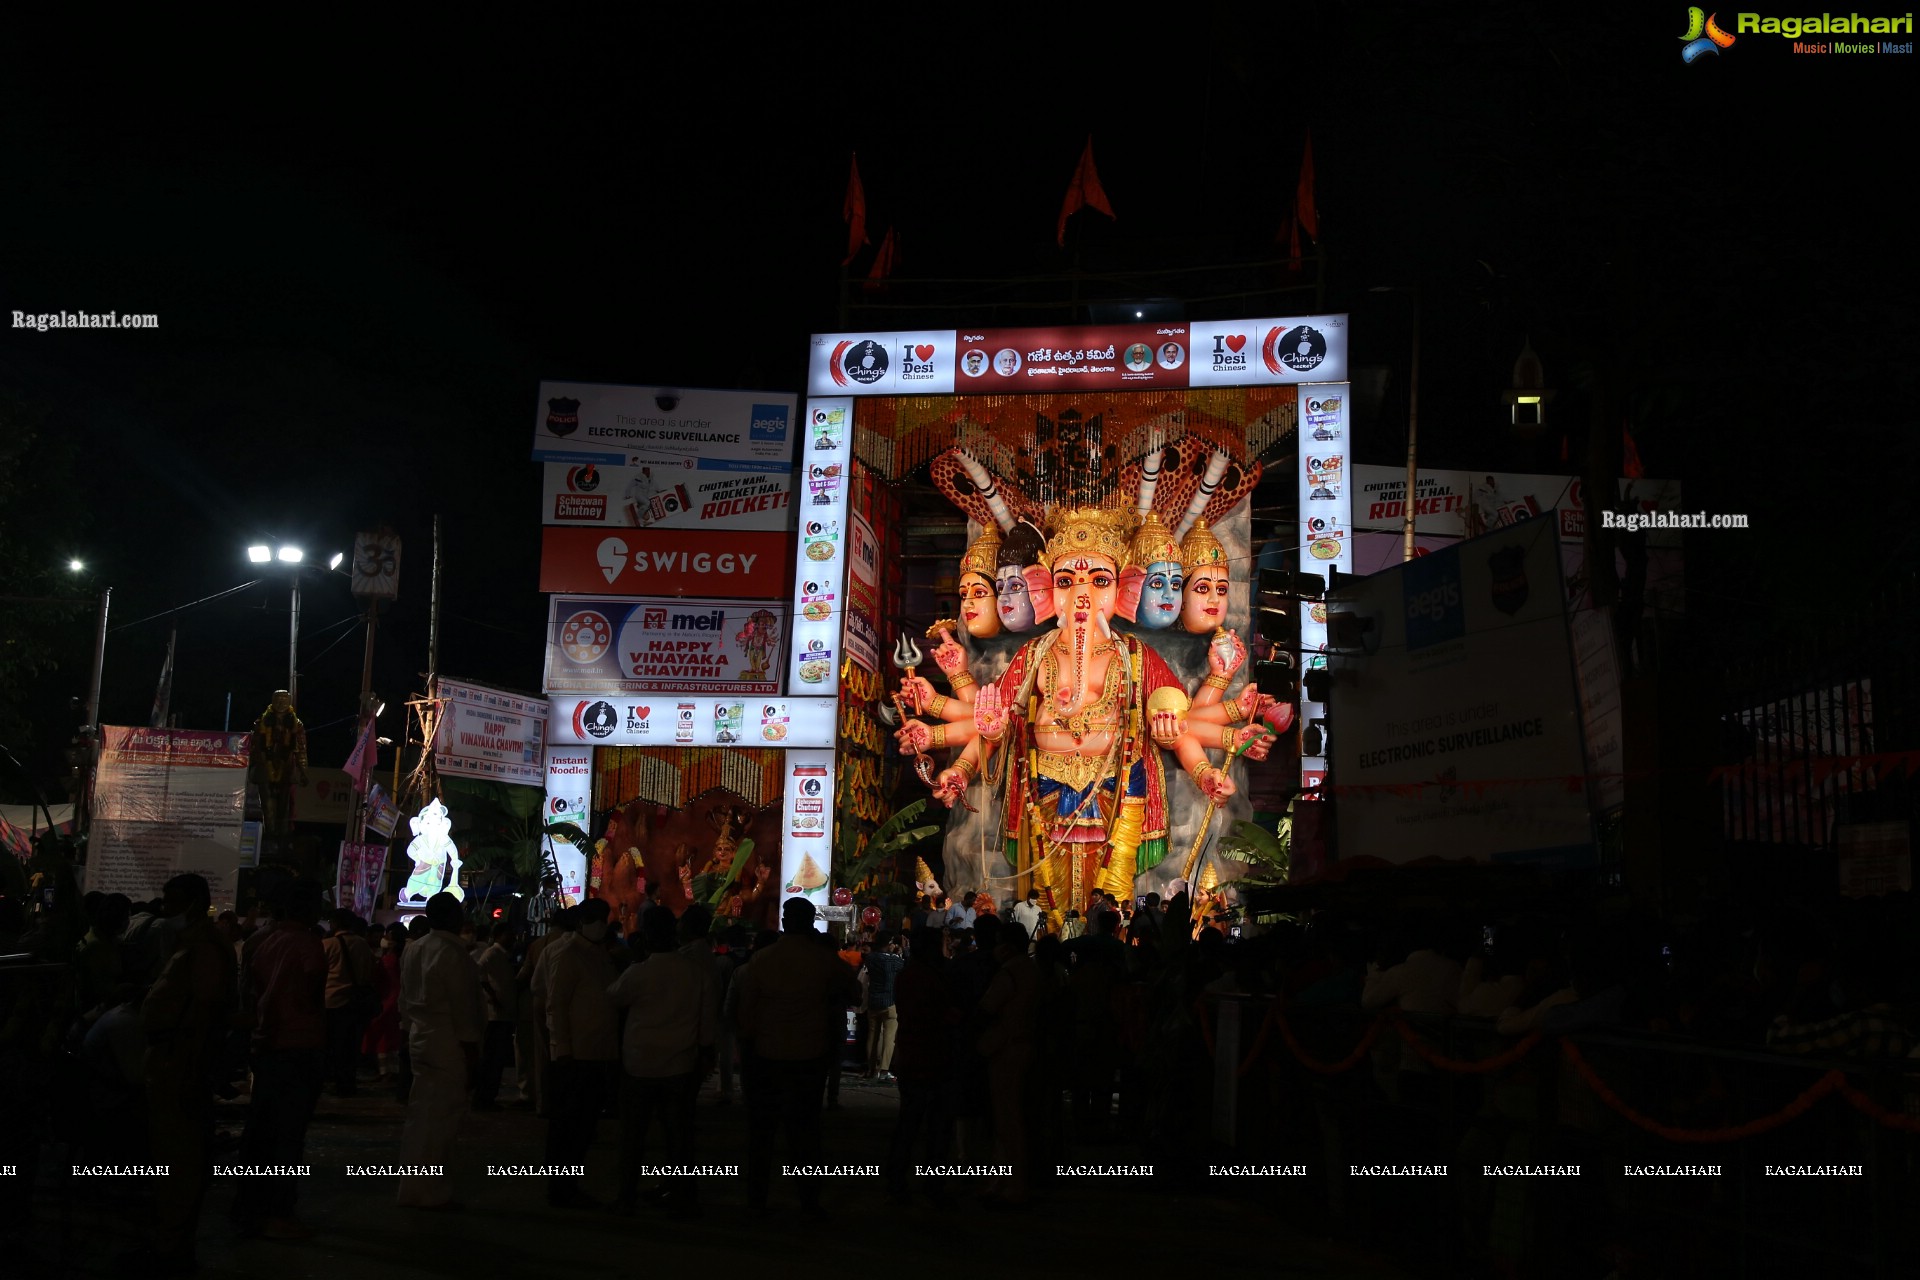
[[472, 922, 520, 1109], [321, 910, 376, 1096], [862, 932, 904, 1082], [136, 874, 235, 1276], [233, 881, 327, 1240], [540, 898, 618, 1208], [734, 897, 860, 1212], [1008, 891, 1043, 949], [608, 906, 716, 1218], [395, 893, 484, 1209]]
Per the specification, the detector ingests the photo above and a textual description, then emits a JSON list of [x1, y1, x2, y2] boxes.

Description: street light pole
[[1403, 292, 1422, 563], [288, 573, 302, 708]]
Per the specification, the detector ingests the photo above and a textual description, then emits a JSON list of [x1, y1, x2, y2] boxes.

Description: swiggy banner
[[538, 527, 793, 598]]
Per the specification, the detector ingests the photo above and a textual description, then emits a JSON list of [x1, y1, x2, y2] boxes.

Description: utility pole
[[1402, 292, 1422, 563], [288, 573, 303, 708]]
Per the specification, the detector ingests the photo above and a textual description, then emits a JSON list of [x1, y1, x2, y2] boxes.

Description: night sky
[[3, 12, 1912, 795]]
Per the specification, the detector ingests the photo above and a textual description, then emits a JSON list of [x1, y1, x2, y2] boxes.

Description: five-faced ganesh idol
[[896, 505, 1273, 920]]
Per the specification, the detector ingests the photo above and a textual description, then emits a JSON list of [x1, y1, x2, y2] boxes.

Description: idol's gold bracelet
[[949, 671, 976, 691], [952, 755, 979, 780], [925, 693, 950, 717], [929, 725, 948, 749], [1203, 672, 1232, 691]]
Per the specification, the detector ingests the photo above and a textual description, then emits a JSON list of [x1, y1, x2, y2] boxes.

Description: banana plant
[[837, 798, 941, 894], [1215, 812, 1291, 886]]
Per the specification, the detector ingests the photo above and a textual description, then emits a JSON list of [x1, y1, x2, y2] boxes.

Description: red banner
[[538, 527, 793, 598]]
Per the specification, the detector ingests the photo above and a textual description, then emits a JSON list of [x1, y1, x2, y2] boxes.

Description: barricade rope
[[1187, 999, 1920, 1137], [1392, 1016, 1543, 1073], [1558, 1039, 1841, 1144]]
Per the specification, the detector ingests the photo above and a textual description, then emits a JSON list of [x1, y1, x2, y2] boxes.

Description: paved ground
[[16, 1069, 1417, 1279]]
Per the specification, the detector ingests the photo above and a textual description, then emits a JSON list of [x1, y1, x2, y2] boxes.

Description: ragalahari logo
[[1680, 7, 1736, 61]]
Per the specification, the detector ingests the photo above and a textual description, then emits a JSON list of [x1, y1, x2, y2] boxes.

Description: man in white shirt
[[540, 898, 619, 1208], [1009, 891, 1043, 944], [608, 905, 716, 1217], [395, 893, 483, 1208]]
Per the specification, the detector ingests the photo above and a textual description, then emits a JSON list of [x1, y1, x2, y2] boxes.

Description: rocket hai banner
[[542, 461, 793, 531], [544, 596, 788, 696]]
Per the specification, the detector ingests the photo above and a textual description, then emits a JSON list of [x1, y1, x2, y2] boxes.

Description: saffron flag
[[842, 153, 869, 266], [865, 226, 897, 284], [1056, 136, 1116, 247], [1287, 213, 1304, 274], [342, 717, 376, 791], [1295, 130, 1319, 243], [1622, 423, 1646, 478]]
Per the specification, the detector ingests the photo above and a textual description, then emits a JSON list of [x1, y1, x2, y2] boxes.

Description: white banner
[[543, 596, 788, 696], [542, 744, 591, 906], [546, 695, 838, 748], [779, 749, 835, 927], [86, 727, 250, 910], [541, 461, 794, 531], [433, 679, 549, 785], [533, 382, 797, 470], [1296, 384, 1351, 790], [789, 399, 852, 697], [1331, 521, 1594, 866]]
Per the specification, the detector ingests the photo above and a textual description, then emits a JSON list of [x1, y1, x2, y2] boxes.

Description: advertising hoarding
[[541, 461, 793, 531], [779, 748, 835, 925], [542, 743, 592, 906], [806, 314, 1348, 397], [1296, 384, 1352, 790], [532, 383, 797, 470], [546, 694, 837, 749], [788, 399, 852, 697], [86, 727, 250, 909], [1329, 521, 1595, 867], [544, 596, 787, 696], [433, 679, 548, 785], [538, 527, 793, 599]]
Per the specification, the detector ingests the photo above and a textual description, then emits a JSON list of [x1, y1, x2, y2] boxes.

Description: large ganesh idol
[[896, 447, 1275, 921]]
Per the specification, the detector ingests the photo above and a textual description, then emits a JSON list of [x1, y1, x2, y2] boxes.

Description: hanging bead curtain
[[592, 747, 785, 812], [853, 387, 1298, 483]]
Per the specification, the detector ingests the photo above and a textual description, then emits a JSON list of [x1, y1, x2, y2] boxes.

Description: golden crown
[[1180, 519, 1228, 575], [1127, 510, 1183, 572], [958, 525, 1001, 579], [1044, 506, 1133, 570]]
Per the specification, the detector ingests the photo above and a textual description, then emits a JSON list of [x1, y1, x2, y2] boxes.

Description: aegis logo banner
[[1402, 550, 1466, 652]]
